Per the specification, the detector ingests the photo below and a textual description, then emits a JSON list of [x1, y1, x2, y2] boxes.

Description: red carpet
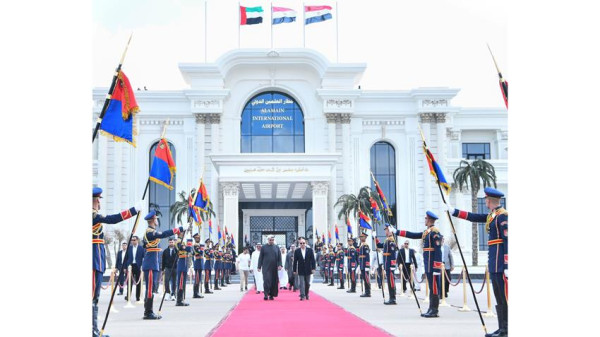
[[210, 286, 392, 337]]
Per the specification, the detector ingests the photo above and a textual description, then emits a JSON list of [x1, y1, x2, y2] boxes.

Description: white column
[[342, 119, 351, 194], [209, 114, 221, 241], [113, 141, 123, 211], [421, 118, 432, 217], [436, 114, 448, 233], [328, 119, 336, 153], [195, 114, 207, 239], [222, 182, 239, 250], [311, 182, 329, 247]]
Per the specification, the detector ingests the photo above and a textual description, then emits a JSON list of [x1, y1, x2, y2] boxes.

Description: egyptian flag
[[423, 142, 451, 195], [304, 5, 332, 25], [149, 138, 176, 190], [370, 197, 382, 221], [240, 6, 263, 25], [99, 71, 139, 146], [358, 210, 372, 230], [272, 6, 296, 25]]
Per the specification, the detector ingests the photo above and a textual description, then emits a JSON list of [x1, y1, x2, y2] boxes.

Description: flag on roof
[[304, 5, 332, 25], [240, 6, 263, 25], [272, 6, 296, 25]]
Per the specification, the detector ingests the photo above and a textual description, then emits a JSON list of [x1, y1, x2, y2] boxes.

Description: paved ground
[[98, 275, 499, 337]]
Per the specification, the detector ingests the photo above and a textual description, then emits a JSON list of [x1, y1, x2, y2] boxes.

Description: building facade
[[92, 49, 507, 265]]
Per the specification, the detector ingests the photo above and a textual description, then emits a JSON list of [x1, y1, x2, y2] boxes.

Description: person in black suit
[[292, 237, 316, 301], [398, 240, 418, 293], [125, 236, 145, 302], [161, 238, 178, 300], [115, 242, 127, 295]]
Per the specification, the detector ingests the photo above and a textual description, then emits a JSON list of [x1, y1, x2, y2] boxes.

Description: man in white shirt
[[250, 243, 264, 294], [237, 247, 251, 291]]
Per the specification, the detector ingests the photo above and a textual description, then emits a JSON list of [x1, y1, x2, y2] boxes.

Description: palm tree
[[334, 186, 385, 237], [452, 158, 497, 266]]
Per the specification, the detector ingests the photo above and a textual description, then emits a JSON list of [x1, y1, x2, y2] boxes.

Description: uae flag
[[240, 6, 263, 25]]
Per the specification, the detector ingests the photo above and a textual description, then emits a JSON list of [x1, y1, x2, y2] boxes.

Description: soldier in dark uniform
[[224, 249, 232, 285], [92, 187, 140, 337], [449, 187, 508, 337], [377, 224, 398, 305], [346, 237, 358, 293], [192, 233, 204, 299], [141, 211, 184, 319], [175, 234, 192, 306], [320, 246, 328, 283], [358, 230, 371, 297], [336, 243, 345, 289], [394, 211, 443, 317], [203, 239, 214, 294], [328, 245, 335, 286], [213, 245, 222, 290]]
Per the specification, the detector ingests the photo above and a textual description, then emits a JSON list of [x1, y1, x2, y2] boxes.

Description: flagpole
[[238, 2, 241, 49], [487, 43, 508, 108], [335, 1, 339, 63], [204, 0, 208, 62], [92, 33, 133, 143], [270, 3, 273, 50], [418, 124, 489, 335], [302, 3, 305, 48]]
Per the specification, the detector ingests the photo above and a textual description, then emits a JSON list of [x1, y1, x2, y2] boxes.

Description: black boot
[[193, 284, 203, 298], [175, 290, 189, 306], [92, 303, 99, 337], [423, 296, 439, 317], [204, 283, 213, 294], [143, 298, 160, 319], [488, 305, 508, 336]]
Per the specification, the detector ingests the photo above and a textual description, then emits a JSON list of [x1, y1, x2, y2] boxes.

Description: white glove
[[433, 272, 441, 276], [446, 203, 454, 214], [504, 269, 508, 278], [372, 231, 377, 237], [135, 200, 143, 213], [387, 225, 397, 233]]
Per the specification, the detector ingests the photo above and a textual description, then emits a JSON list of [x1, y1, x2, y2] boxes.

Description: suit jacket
[[162, 247, 177, 271], [398, 247, 418, 269], [116, 250, 126, 270], [126, 245, 145, 267], [284, 251, 295, 278], [292, 247, 316, 276]]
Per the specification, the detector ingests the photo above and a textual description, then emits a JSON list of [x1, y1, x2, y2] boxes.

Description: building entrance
[[250, 216, 298, 248]]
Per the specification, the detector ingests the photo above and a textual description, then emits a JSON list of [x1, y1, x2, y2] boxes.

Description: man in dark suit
[[115, 242, 127, 295], [292, 237, 316, 301], [125, 236, 145, 302], [162, 238, 178, 300], [398, 240, 418, 293]]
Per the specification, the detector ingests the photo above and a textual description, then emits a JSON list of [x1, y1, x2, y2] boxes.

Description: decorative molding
[[325, 113, 352, 124], [446, 128, 461, 141], [326, 99, 353, 109], [139, 119, 184, 126], [418, 112, 446, 124], [193, 99, 219, 109], [221, 182, 239, 197], [362, 120, 405, 126], [194, 113, 221, 124], [310, 181, 329, 196], [422, 99, 448, 108], [500, 130, 508, 140]]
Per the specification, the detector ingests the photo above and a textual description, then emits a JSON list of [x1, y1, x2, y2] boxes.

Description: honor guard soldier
[[336, 243, 345, 289], [449, 187, 508, 337], [175, 234, 193, 306], [328, 245, 336, 286], [358, 230, 371, 297], [192, 233, 204, 299], [321, 246, 328, 284], [213, 245, 223, 290], [346, 238, 358, 293], [92, 187, 140, 337], [377, 224, 398, 305], [203, 239, 214, 294], [224, 249, 232, 285], [141, 211, 184, 319], [394, 211, 443, 317]]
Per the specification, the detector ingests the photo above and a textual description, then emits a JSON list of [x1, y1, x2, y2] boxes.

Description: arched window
[[241, 91, 305, 153], [149, 141, 176, 236], [370, 141, 396, 241]]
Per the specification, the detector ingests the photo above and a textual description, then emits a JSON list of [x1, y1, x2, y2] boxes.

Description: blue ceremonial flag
[[358, 210, 373, 230], [149, 138, 176, 190], [99, 71, 139, 146], [424, 144, 451, 195], [346, 217, 352, 235], [193, 179, 210, 212]]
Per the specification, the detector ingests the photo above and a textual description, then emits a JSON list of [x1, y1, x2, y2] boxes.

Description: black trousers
[[491, 272, 508, 330], [164, 267, 176, 295], [117, 269, 126, 293], [385, 268, 396, 300], [129, 264, 142, 301], [400, 263, 414, 292], [361, 269, 371, 294]]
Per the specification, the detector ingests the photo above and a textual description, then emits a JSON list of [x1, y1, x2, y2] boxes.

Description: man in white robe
[[250, 243, 264, 293]]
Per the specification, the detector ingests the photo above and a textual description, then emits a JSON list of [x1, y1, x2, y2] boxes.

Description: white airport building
[[92, 48, 507, 265]]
